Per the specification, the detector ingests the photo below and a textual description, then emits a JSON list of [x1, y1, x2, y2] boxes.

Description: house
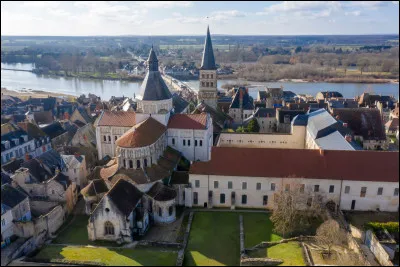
[[385, 118, 399, 135], [81, 179, 109, 214], [62, 154, 88, 189], [172, 93, 189, 114], [192, 102, 232, 134], [275, 109, 306, 133], [243, 108, 277, 133], [187, 147, 399, 212], [70, 107, 93, 126], [228, 87, 254, 124], [390, 103, 399, 120], [326, 98, 359, 114], [41, 121, 69, 150], [70, 123, 97, 148], [2, 158, 24, 176], [17, 122, 53, 157], [332, 108, 388, 150], [316, 91, 343, 100], [25, 111, 54, 127], [375, 101, 391, 124], [170, 171, 189, 206], [358, 93, 395, 108]]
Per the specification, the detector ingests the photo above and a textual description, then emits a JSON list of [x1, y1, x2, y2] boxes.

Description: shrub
[[365, 222, 399, 233]]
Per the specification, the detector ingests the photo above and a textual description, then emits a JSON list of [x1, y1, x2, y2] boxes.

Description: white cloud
[[211, 10, 246, 18], [138, 1, 193, 8], [345, 10, 361, 16], [22, 1, 60, 8], [345, 1, 386, 9]]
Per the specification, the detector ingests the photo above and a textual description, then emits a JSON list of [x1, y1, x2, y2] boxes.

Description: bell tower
[[198, 26, 218, 109]]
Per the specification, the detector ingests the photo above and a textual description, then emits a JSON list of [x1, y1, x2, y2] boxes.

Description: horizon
[[1, 1, 399, 36]]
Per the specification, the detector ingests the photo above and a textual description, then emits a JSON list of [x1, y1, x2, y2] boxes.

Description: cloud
[[138, 1, 193, 8], [345, 10, 361, 16], [22, 1, 60, 8], [211, 10, 247, 19], [392, 1, 399, 4], [345, 1, 386, 9]]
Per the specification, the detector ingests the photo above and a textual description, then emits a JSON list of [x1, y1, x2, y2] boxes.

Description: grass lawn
[[243, 213, 282, 248], [52, 215, 119, 247], [33, 245, 177, 266], [248, 242, 305, 266], [184, 212, 240, 266], [343, 211, 399, 230]]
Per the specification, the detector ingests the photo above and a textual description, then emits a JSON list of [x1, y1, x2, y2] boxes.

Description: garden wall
[[365, 230, 393, 266]]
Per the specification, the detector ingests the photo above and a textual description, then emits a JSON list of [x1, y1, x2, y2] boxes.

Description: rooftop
[[168, 114, 208, 130], [96, 110, 136, 127]]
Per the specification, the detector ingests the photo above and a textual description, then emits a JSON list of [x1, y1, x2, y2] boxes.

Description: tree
[[271, 179, 326, 238], [341, 59, 350, 76], [236, 126, 247, 133], [316, 219, 347, 257], [357, 58, 370, 75], [247, 118, 260, 133], [295, 46, 302, 53]]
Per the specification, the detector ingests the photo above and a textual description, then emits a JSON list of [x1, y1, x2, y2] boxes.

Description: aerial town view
[[1, 1, 399, 266]]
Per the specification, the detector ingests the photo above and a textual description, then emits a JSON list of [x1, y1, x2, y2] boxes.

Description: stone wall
[[176, 212, 194, 266], [365, 230, 393, 266], [30, 200, 59, 215]]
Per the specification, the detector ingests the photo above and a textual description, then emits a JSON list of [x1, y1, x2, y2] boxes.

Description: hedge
[[365, 222, 399, 233]]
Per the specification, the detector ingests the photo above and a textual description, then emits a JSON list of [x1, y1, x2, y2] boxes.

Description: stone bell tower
[[198, 26, 218, 109]]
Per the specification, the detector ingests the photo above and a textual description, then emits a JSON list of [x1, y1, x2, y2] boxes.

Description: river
[[1, 63, 399, 100]]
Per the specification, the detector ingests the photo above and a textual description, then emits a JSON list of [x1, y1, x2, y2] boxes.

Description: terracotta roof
[[109, 168, 149, 185], [116, 117, 166, 148], [392, 107, 399, 118], [97, 110, 136, 127], [168, 114, 207, 130], [146, 182, 177, 201], [190, 147, 399, 182], [99, 159, 119, 179]]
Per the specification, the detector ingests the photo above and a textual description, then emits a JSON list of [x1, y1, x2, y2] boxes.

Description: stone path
[[143, 214, 185, 243]]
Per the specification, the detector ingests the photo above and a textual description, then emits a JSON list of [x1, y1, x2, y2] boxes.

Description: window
[[263, 195, 268, 205], [220, 194, 225, 204], [210, 74, 213, 79], [144, 158, 148, 168], [285, 184, 290, 192], [299, 184, 305, 193], [206, 82, 209, 87], [206, 74, 209, 78], [188, 140, 191, 146], [123, 160, 126, 168], [394, 188, 399, 196], [307, 197, 312, 207], [74, 169, 76, 174], [345, 186, 350, 194], [242, 195, 247, 204], [168, 206, 173, 216], [210, 82, 213, 87], [183, 140, 186, 146], [256, 183, 261, 190], [329, 185, 335, 193], [242, 182, 247, 190], [314, 185, 320, 192], [214, 181, 219, 189], [377, 187, 383, 195], [228, 181, 233, 189], [108, 136, 111, 142], [271, 183, 276, 191], [200, 140, 203, 146], [202, 82, 205, 87], [137, 160, 140, 169], [115, 136, 118, 141], [172, 138, 175, 145], [193, 192, 198, 205], [195, 180, 200, 188], [104, 221, 114, 235], [129, 160, 133, 168], [159, 207, 162, 216], [360, 187, 367, 198], [182, 191, 185, 201], [103, 136, 106, 142], [195, 140, 198, 146], [202, 74, 205, 78]]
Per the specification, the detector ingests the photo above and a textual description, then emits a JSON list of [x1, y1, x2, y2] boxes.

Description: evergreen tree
[[247, 118, 260, 133]]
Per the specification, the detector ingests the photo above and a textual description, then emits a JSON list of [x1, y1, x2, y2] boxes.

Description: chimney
[[319, 149, 324, 156], [343, 123, 348, 128]]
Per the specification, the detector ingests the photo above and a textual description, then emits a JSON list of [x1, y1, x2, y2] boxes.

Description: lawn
[[248, 242, 305, 266], [52, 215, 119, 247], [243, 213, 282, 248], [33, 245, 177, 266], [184, 212, 240, 266], [343, 211, 399, 230]]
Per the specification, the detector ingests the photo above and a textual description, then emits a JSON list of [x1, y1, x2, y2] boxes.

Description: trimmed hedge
[[365, 222, 399, 233]]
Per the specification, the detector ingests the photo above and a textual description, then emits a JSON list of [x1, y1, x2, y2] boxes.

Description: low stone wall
[[176, 212, 194, 266], [245, 236, 316, 252], [241, 258, 283, 266], [365, 230, 393, 266], [137, 240, 181, 249], [239, 215, 245, 255], [301, 243, 314, 266]]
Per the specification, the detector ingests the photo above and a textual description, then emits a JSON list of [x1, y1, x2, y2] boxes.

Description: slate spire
[[200, 25, 216, 70], [147, 45, 158, 71]]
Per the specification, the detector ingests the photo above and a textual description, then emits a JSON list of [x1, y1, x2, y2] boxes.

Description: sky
[[1, 1, 399, 36]]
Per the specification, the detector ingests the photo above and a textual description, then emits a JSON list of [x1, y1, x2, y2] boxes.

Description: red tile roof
[[116, 117, 166, 148], [190, 147, 399, 182], [168, 114, 207, 130], [97, 111, 136, 127]]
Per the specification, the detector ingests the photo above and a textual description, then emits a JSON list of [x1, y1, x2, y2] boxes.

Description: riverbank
[[1, 87, 76, 100], [33, 70, 145, 82]]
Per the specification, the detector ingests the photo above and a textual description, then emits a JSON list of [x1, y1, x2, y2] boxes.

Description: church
[[87, 27, 216, 243]]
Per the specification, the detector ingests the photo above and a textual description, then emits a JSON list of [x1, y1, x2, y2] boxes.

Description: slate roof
[[276, 109, 306, 124], [172, 93, 189, 113], [168, 114, 207, 130], [230, 87, 254, 110], [22, 159, 52, 182], [116, 117, 166, 148], [139, 48, 172, 101], [110, 168, 149, 185], [146, 182, 177, 201], [254, 108, 276, 118], [1, 128, 32, 152], [193, 102, 232, 132], [63, 146, 98, 169], [107, 179, 143, 216], [332, 108, 386, 140], [190, 147, 399, 182], [62, 154, 85, 170], [41, 122, 66, 139], [315, 131, 355, 150], [24, 97, 56, 111], [53, 172, 71, 190], [200, 26, 216, 70], [145, 164, 171, 182], [258, 91, 269, 100], [2, 158, 24, 174], [11, 114, 27, 123], [81, 179, 109, 197], [33, 111, 54, 125], [1, 172, 12, 185], [96, 111, 136, 127], [17, 122, 47, 139], [307, 109, 339, 139], [318, 91, 343, 99], [76, 107, 92, 124], [170, 171, 189, 185], [36, 150, 65, 175], [386, 118, 399, 131], [1, 184, 28, 212]]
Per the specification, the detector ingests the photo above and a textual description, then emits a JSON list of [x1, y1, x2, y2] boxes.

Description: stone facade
[[152, 198, 176, 224], [96, 125, 132, 159], [198, 70, 218, 109]]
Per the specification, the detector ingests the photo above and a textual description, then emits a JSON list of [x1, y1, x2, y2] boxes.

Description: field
[[33, 245, 177, 266]]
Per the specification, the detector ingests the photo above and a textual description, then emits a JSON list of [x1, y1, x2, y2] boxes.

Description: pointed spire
[[147, 46, 158, 71], [201, 25, 216, 70]]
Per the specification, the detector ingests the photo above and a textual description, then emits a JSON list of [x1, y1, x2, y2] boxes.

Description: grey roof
[[200, 26, 216, 70], [254, 108, 276, 117], [1, 172, 12, 185], [172, 93, 189, 113], [108, 179, 143, 216], [36, 150, 66, 175], [42, 122, 66, 139], [230, 87, 254, 110], [1, 184, 28, 212], [2, 159, 24, 174], [277, 109, 306, 123], [139, 48, 172, 101], [292, 114, 309, 126], [22, 159, 52, 182], [146, 182, 177, 201]]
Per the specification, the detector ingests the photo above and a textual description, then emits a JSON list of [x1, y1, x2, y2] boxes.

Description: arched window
[[103, 136, 107, 142], [158, 207, 162, 217], [172, 138, 175, 145], [108, 136, 111, 142], [168, 206, 173, 216], [137, 160, 141, 169], [144, 158, 148, 167], [129, 160, 133, 168], [104, 221, 114, 235]]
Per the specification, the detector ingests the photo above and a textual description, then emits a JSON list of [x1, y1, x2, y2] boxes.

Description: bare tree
[[316, 219, 347, 257], [271, 179, 326, 238]]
